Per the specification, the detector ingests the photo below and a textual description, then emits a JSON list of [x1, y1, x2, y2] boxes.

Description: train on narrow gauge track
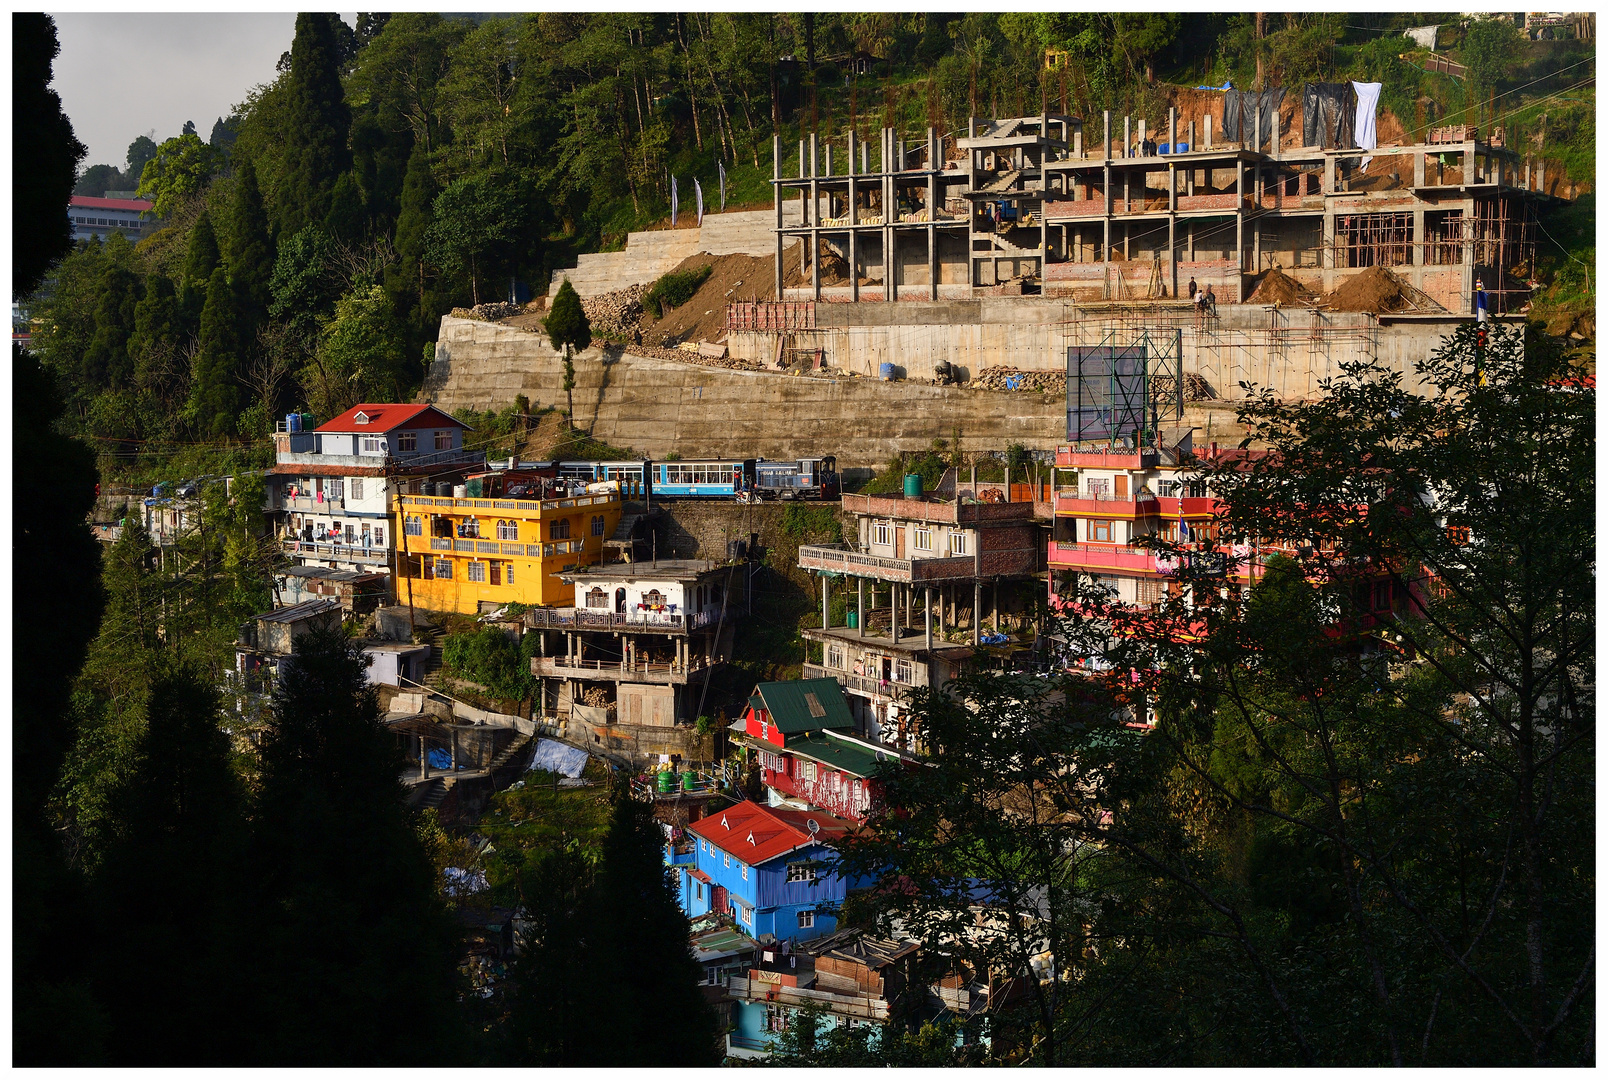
[[498, 455, 839, 501]]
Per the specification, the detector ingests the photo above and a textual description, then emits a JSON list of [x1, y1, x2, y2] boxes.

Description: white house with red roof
[[68, 195, 156, 243], [268, 403, 483, 582]]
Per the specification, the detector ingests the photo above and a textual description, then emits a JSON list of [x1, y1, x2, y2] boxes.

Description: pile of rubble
[[581, 283, 648, 340], [627, 343, 767, 372], [972, 366, 1068, 393], [1151, 372, 1218, 402], [450, 301, 523, 322]]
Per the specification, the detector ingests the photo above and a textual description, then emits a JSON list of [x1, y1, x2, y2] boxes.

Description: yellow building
[[396, 486, 623, 614]]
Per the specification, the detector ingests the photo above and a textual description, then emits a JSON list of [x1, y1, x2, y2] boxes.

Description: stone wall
[[547, 206, 802, 299]]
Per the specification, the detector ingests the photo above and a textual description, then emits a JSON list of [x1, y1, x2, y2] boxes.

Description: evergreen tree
[[243, 625, 464, 1065], [386, 141, 444, 355], [544, 278, 590, 426], [181, 210, 222, 325], [226, 157, 274, 325], [191, 267, 242, 435], [130, 272, 186, 409], [87, 664, 249, 1065], [276, 13, 353, 236], [14, 13, 86, 297], [82, 243, 142, 390]]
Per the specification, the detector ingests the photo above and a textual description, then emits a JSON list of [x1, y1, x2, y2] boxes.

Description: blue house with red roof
[[679, 800, 853, 944]]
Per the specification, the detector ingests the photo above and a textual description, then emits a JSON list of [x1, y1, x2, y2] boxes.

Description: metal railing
[[526, 607, 713, 632], [282, 539, 388, 563], [400, 492, 616, 514], [798, 544, 980, 583]]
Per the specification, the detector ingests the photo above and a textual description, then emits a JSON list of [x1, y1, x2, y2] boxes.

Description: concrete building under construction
[[772, 102, 1546, 316]]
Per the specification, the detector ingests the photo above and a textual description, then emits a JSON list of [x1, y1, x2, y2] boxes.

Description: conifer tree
[[386, 142, 443, 356], [544, 279, 590, 427], [82, 249, 141, 390], [14, 13, 85, 297], [191, 267, 242, 435], [277, 13, 353, 236], [181, 210, 221, 325], [87, 664, 249, 1065], [130, 272, 186, 413], [226, 157, 274, 325], [324, 170, 367, 243], [243, 626, 464, 1065]]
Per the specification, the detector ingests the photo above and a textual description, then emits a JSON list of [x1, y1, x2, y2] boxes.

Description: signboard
[[1067, 342, 1149, 440]]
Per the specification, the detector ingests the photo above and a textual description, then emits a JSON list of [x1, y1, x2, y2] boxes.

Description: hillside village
[[18, 12, 1595, 1068]]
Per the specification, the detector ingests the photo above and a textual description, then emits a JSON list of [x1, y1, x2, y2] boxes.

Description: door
[[712, 885, 729, 918], [1114, 474, 1129, 498], [615, 587, 627, 613], [895, 526, 905, 558]]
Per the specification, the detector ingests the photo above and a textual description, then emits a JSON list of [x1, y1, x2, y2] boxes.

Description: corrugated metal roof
[[780, 731, 890, 780], [70, 195, 153, 212], [803, 927, 919, 969], [687, 800, 853, 865], [316, 403, 468, 434], [753, 678, 854, 734], [252, 598, 342, 624]]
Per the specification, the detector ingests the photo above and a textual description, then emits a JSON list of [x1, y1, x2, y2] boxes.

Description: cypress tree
[[82, 246, 141, 391], [243, 626, 463, 1065], [324, 170, 367, 244], [181, 210, 221, 326], [191, 267, 241, 435], [544, 279, 590, 426], [130, 273, 183, 394], [87, 664, 249, 1065], [386, 141, 442, 359], [276, 13, 352, 237], [226, 157, 274, 325]]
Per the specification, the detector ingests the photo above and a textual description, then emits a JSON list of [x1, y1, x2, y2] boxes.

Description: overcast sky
[[49, 13, 326, 171]]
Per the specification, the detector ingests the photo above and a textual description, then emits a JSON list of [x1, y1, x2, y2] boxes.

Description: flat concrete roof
[[561, 558, 727, 584]]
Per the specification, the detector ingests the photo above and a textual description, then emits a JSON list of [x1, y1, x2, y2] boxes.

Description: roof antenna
[[807, 818, 820, 837]]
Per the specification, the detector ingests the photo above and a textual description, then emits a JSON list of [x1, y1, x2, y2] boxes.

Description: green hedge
[[644, 265, 713, 319]]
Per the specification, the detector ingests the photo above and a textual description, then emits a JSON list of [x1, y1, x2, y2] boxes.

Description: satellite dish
[[807, 818, 820, 836]]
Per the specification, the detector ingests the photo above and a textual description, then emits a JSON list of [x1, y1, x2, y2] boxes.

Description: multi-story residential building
[[796, 490, 1041, 747], [266, 403, 483, 584], [68, 195, 155, 243], [677, 800, 853, 945], [730, 678, 900, 823], [396, 477, 623, 615], [524, 558, 742, 742]]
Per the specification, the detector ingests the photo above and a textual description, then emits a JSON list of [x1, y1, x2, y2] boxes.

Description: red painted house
[[735, 679, 909, 822]]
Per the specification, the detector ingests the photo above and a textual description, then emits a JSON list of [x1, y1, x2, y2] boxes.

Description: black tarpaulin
[[1302, 82, 1357, 149], [1223, 88, 1286, 151]]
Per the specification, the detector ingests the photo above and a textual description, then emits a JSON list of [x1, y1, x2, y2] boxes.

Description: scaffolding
[[1066, 328, 1185, 448]]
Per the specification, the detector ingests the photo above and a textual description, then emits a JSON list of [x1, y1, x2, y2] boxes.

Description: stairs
[[416, 625, 447, 689], [488, 733, 533, 774]]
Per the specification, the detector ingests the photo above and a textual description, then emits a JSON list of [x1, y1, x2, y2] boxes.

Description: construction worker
[[1187, 276, 1198, 300]]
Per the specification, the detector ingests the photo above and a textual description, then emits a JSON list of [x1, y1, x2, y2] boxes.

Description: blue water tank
[[879, 362, 897, 380], [286, 413, 301, 432]]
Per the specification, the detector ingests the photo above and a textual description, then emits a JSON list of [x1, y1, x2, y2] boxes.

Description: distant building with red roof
[[69, 195, 157, 243]]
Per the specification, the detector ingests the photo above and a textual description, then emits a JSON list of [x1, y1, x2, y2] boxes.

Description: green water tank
[[656, 770, 675, 793], [682, 770, 697, 791], [846, 611, 859, 629], [903, 474, 923, 498]]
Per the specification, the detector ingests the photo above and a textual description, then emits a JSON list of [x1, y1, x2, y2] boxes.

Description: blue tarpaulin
[[427, 748, 457, 770], [1194, 80, 1232, 91], [528, 738, 589, 778]]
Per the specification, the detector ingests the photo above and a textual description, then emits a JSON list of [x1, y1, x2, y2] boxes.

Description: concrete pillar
[[1103, 110, 1113, 263], [857, 576, 865, 638], [821, 573, 830, 631], [420, 735, 428, 778], [1204, 112, 1213, 151], [972, 582, 982, 646], [925, 586, 933, 650], [992, 583, 1000, 632], [1462, 140, 1476, 186], [774, 135, 785, 297], [891, 581, 900, 641], [1414, 149, 1426, 189], [450, 728, 459, 772], [810, 134, 821, 300], [1235, 159, 1246, 272]]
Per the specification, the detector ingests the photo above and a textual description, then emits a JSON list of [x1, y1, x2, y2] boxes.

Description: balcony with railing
[[1053, 489, 1161, 517], [524, 606, 714, 634], [400, 491, 618, 516], [801, 660, 930, 694], [727, 976, 890, 1022], [415, 535, 589, 559], [530, 654, 717, 684], [1055, 445, 1159, 470], [840, 492, 1037, 525], [1047, 541, 1161, 574], [281, 538, 390, 566], [797, 543, 980, 584]]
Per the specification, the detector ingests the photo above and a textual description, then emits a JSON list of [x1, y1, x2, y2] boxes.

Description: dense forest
[[27, 12, 1597, 486]]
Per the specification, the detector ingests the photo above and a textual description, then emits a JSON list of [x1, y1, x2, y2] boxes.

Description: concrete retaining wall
[[547, 206, 802, 298]]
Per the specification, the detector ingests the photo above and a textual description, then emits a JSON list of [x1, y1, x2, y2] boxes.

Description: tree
[[386, 140, 444, 352], [14, 12, 86, 298], [126, 134, 158, 187], [181, 209, 222, 324], [543, 278, 590, 426], [81, 241, 142, 390], [503, 794, 723, 1064], [74, 162, 128, 197], [225, 157, 275, 324], [424, 172, 528, 306], [209, 114, 240, 155], [130, 271, 187, 412], [268, 224, 342, 343], [310, 283, 411, 416], [134, 132, 226, 220], [243, 625, 464, 1064], [276, 13, 353, 236], [190, 267, 242, 435], [1460, 16, 1524, 123], [1113, 13, 1180, 84]]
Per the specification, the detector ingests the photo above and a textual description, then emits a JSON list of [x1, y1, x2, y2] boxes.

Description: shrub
[[441, 627, 532, 701], [643, 265, 713, 319]]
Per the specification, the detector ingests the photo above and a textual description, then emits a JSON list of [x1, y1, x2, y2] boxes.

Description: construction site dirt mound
[[1322, 265, 1412, 313], [1247, 267, 1316, 305], [639, 252, 778, 347], [782, 239, 852, 287]]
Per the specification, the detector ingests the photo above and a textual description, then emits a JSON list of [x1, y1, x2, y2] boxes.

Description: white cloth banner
[[1403, 25, 1438, 49], [670, 176, 678, 226], [527, 738, 589, 778], [718, 162, 726, 210], [695, 178, 704, 225], [1353, 81, 1382, 171]]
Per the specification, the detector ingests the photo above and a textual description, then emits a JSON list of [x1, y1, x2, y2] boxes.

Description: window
[[1091, 520, 1113, 543], [350, 479, 364, 501], [459, 518, 480, 538], [591, 514, 606, 536], [871, 521, 891, 546], [695, 881, 704, 902], [435, 431, 452, 450], [797, 760, 818, 783], [723, 852, 731, 869], [787, 863, 818, 883], [505, 563, 513, 585], [467, 561, 486, 583], [398, 431, 417, 452], [373, 525, 384, 547], [949, 531, 968, 555], [497, 519, 519, 540], [328, 479, 344, 500], [432, 557, 453, 579], [586, 587, 609, 609], [741, 863, 749, 881], [759, 750, 785, 773], [1085, 477, 1110, 497], [361, 437, 382, 454], [797, 910, 816, 929], [405, 515, 422, 536], [550, 518, 571, 540], [825, 644, 844, 669], [914, 527, 932, 551], [895, 658, 912, 684]]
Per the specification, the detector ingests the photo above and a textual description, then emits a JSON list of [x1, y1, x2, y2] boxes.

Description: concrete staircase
[[546, 208, 801, 299]]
